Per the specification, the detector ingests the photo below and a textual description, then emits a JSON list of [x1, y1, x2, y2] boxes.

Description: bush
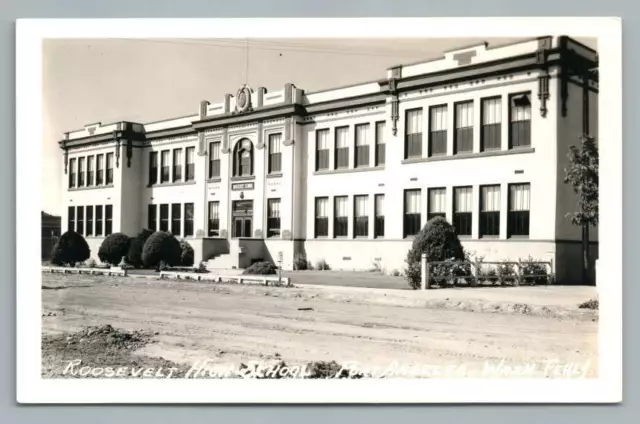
[[84, 258, 97, 268], [293, 253, 309, 270], [98, 233, 131, 266], [405, 217, 466, 289], [497, 261, 518, 285], [520, 256, 550, 285], [51, 231, 91, 267], [315, 259, 330, 270], [141, 232, 182, 269], [179, 239, 195, 267], [242, 261, 278, 275], [578, 298, 599, 310], [126, 229, 154, 268]]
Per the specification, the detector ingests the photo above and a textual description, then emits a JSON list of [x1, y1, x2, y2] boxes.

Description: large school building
[[59, 36, 598, 283]]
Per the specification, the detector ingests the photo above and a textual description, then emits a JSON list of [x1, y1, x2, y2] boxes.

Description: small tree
[[405, 217, 466, 289], [98, 233, 131, 266], [127, 229, 154, 268], [179, 239, 195, 267], [564, 135, 599, 284], [51, 230, 91, 267], [141, 232, 182, 269]]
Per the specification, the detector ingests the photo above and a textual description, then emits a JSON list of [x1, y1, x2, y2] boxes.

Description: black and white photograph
[[16, 17, 622, 403]]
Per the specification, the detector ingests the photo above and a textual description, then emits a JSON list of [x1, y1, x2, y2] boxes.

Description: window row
[[315, 122, 386, 171], [404, 92, 532, 159], [314, 194, 385, 238], [403, 183, 531, 238], [68, 153, 114, 189], [147, 203, 195, 237], [149, 147, 196, 185], [207, 134, 283, 180], [67, 205, 113, 237]]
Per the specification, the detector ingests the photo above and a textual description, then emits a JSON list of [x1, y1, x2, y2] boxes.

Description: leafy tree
[[564, 135, 599, 284], [179, 239, 195, 267], [141, 232, 182, 269]]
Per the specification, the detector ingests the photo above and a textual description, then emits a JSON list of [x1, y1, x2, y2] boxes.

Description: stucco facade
[[59, 36, 598, 283]]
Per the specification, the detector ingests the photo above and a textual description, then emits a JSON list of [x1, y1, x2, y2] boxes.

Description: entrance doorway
[[232, 200, 253, 238]]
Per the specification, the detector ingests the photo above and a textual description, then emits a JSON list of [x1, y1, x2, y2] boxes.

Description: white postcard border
[[16, 17, 622, 404]]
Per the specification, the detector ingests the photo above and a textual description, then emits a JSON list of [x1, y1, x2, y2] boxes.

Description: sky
[[42, 37, 597, 215]]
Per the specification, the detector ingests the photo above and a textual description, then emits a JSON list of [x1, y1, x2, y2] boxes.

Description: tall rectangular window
[[208, 201, 220, 236], [106, 153, 114, 185], [184, 203, 194, 236], [374, 194, 385, 238], [480, 185, 500, 237], [105, 205, 113, 235], [454, 101, 474, 154], [185, 147, 195, 181], [95, 205, 103, 236], [149, 151, 158, 185], [334, 196, 348, 237], [482, 97, 502, 151], [171, 203, 181, 235], [267, 198, 281, 238], [453, 186, 472, 236], [375, 121, 386, 166], [268, 133, 282, 174], [76, 206, 84, 235], [67, 206, 75, 232], [508, 183, 530, 237], [404, 189, 421, 238], [209, 142, 221, 179], [314, 197, 329, 237], [172, 149, 183, 182], [85, 205, 94, 236], [334, 126, 349, 169], [160, 150, 170, 183], [429, 105, 448, 156], [315, 129, 330, 171], [355, 124, 370, 168], [148, 204, 157, 231], [353, 195, 369, 237], [405, 108, 423, 159], [159, 204, 169, 232], [96, 154, 104, 185], [78, 157, 86, 187], [69, 158, 76, 188], [428, 188, 446, 221], [87, 156, 94, 187], [509, 93, 532, 148]]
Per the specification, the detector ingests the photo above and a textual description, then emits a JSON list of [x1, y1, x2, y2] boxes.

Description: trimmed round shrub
[[126, 228, 154, 268], [179, 239, 195, 267], [98, 233, 131, 266], [141, 231, 182, 269], [242, 261, 278, 275], [405, 216, 466, 289], [51, 230, 91, 267]]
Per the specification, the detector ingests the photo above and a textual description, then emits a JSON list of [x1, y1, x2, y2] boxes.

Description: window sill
[[401, 147, 535, 164], [148, 180, 196, 188], [230, 176, 256, 182], [69, 184, 114, 192], [507, 235, 530, 240], [479, 235, 500, 239], [207, 177, 222, 183], [313, 166, 385, 176], [266, 173, 283, 179]]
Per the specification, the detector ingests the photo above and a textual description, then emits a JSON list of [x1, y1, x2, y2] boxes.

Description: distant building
[[58, 36, 598, 283], [42, 211, 61, 260]]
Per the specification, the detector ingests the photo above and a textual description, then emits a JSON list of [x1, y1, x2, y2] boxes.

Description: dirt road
[[42, 274, 598, 378]]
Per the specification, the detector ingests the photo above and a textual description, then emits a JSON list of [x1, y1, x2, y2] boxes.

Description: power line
[[119, 37, 431, 59]]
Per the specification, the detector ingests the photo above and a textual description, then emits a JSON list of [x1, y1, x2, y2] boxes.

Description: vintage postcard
[[16, 17, 622, 403]]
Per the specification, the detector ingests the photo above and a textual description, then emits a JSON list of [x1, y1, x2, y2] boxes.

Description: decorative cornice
[[126, 139, 133, 167], [113, 131, 121, 168], [62, 133, 69, 174]]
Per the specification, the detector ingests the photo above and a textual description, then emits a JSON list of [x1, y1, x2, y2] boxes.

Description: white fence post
[[421, 253, 427, 290]]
